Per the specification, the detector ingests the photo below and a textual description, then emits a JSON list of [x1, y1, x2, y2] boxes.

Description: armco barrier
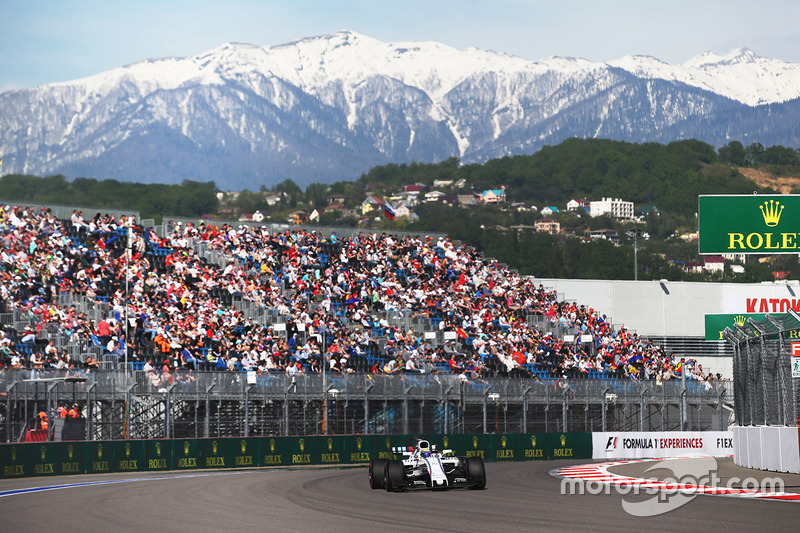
[[0, 432, 592, 479]]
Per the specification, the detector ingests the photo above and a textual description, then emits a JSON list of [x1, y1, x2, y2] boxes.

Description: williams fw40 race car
[[369, 439, 486, 491]]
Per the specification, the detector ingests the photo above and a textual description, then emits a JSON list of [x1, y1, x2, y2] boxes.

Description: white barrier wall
[[537, 278, 800, 338], [732, 426, 800, 474], [592, 431, 733, 460]]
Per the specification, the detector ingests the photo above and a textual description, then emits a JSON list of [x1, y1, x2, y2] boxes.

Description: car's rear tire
[[465, 456, 486, 489], [369, 459, 387, 489], [384, 459, 406, 492]]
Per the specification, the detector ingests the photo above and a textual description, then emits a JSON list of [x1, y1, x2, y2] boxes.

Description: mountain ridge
[[1, 30, 799, 190]]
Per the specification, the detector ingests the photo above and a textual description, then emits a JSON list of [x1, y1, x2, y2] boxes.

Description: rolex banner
[[0, 433, 594, 479], [704, 313, 766, 340], [699, 195, 800, 254]]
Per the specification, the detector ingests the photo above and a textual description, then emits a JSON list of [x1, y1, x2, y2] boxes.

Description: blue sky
[[3, 0, 800, 92]]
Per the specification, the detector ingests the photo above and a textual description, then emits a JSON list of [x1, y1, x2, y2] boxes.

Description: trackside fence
[[1, 371, 731, 444], [722, 311, 800, 426]]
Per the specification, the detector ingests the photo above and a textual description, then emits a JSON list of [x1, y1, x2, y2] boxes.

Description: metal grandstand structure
[[722, 311, 800, 427], [0, 202, 736, 442], [160, 217, 449, 241], [0, 197, 141, 225], [1, 370, 730, 442]]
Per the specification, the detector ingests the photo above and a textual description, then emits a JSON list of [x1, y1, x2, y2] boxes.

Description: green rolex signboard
[[699, 195, 800, 254], [704, 313, 766, 340]]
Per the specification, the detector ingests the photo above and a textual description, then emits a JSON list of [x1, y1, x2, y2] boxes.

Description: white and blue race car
[[369, 439, 486, 491]]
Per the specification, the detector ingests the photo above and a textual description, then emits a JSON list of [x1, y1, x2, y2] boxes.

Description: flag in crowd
[[384, 201, 396, 220]]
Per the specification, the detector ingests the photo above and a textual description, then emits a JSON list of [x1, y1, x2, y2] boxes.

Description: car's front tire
[[465, 456, 486, 490], [369, 459, 387, 489], [385, 459, 406, 492]]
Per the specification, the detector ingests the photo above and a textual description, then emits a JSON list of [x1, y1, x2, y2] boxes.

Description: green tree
[[762, 145, 800, 166], [718, 141, 746, 166], [745, 143, 765, 165]]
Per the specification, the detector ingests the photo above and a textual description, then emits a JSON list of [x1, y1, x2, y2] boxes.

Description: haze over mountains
[[1, 30, 799, 191]]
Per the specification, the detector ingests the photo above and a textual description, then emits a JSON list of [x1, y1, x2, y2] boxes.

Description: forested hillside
[[355, 139, 781, 216], [0, 175, 217, 220], [3, 138, 800, 282]]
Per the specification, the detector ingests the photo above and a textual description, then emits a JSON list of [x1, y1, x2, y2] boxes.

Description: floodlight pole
[[626, 229, 640, 281]]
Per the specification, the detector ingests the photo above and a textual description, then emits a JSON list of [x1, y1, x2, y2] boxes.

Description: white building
[[589, 197, 634, 220], [424, 190, 446, 202], [567, 199, 589, 212], [703, 255, 725, 273]]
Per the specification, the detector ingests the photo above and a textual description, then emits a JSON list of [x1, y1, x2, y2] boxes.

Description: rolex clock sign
[[699, 195, 799, 254]]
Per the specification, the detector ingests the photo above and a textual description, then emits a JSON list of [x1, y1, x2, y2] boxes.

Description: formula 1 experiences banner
[[592, 432, 734, 459]]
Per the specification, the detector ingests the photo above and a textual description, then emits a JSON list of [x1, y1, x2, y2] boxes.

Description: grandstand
[[0, 201, 731, 441]]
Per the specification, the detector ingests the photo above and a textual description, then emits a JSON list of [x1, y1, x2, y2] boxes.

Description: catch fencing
[[723, 311, 800, 426], [1, 370, 730, 443]]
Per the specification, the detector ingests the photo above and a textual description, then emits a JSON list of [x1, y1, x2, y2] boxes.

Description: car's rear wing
[[391, 446, 415, 456], [391, 444, 454, 456]]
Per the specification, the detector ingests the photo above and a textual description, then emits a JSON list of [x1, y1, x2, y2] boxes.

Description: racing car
[[369, 439, 486, 491]]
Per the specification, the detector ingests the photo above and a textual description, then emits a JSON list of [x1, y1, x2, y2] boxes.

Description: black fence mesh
[[724, 311, 800, 426]]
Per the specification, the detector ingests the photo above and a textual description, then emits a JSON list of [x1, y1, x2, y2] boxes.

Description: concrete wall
[[537, 278, 800, 337], [733, 425, 800, 474]]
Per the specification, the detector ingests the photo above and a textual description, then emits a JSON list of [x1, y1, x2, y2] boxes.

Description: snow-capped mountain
[[609, 48, 800, 106], [1, 31, 799, 190]]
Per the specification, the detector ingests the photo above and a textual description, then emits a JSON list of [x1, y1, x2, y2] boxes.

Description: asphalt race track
[[1, 459, 797, 532]]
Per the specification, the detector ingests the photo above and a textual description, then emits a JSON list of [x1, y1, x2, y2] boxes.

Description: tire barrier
[[0, 432, 592, 479]]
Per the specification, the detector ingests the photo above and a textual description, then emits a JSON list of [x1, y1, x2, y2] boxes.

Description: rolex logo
[[270, 439, 276, 452], [97, 444, 103, 459], [241, 440, 247, 454], [760, 199, 784, 227], [212, 440, 218, 454], [356, 437, 362, 451], [299, 438, 305, 452], [68, 444, 74, 460], [156, 442, 161, 456], [560, 434, 567, 447], [501, 435, 507, 448], [327, 437, 333, 451], [41, 445, 46, 461], [184, 441, 190, 455], [443, 436, 448, 448], [734, 315, 746, 327], [472, 436, 479, 448], [531, 435, 536, 447]]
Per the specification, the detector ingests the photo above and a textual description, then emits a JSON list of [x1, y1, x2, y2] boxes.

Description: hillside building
[[589, 197, 634, 220]]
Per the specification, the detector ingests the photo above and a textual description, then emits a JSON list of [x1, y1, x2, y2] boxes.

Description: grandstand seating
[[0, 202, 723, 387]]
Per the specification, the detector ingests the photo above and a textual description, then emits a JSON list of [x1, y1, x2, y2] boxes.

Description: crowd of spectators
[[0, 203, 723, 388]]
